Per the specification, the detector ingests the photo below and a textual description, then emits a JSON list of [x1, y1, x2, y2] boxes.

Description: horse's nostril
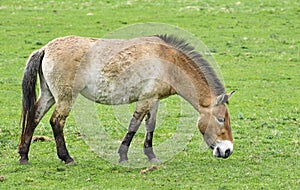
[[225, 149, 231, 158]]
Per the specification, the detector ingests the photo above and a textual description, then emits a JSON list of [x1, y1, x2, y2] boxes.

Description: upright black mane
[[155, 34, 225, 96]]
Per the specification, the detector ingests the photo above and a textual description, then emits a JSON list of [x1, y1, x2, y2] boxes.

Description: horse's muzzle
[[212, 140, 233, 159]]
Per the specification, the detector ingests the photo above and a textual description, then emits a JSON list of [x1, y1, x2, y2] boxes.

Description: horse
[[19, 34, 235, 164]]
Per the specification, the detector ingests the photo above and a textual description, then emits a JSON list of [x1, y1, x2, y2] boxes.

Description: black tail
[[21, 50, 45, 135]]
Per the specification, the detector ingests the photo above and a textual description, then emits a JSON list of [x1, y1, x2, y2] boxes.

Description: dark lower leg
[[53, 133, 74, 164], [19, 97, 54, 164], [144, 131, 157, 161], [144, 103, 158, 161], [18, 112, 38, 164], [50, 111, 73, 164], [118, 111, 144, 162], [18, 130, 35, 164], [118, 132, 136, 162]]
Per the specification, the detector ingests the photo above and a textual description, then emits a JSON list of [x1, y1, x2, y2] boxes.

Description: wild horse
[[19, 35, 234, 164]]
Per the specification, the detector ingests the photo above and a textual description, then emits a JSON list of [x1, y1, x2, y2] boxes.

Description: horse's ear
[[224, 91, 235, 105], [227, 91, 235, 99], [215, 91, 235, 106], [215, 93, 227, 106]]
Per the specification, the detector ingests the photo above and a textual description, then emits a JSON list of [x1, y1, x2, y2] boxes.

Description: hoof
[[19, 159, 30, 165], [66, 160, 76, 166], [119, 158, 128, 163], [149, 158, 160, 163], [64, 157, 75, 165]]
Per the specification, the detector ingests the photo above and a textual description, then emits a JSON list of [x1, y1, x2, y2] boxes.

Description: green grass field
[[0, 0, 299, 189]]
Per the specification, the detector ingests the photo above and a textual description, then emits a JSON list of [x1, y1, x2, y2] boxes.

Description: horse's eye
[[217, 118, 225, 124]]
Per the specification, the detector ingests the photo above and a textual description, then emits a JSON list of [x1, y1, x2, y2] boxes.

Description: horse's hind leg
[[144, 100, 159, 162], [49, 97, 76, 164], [19, 93, 55, 164]]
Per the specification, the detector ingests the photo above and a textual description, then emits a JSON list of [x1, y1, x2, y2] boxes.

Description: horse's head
[[198, 91, 235, 159]]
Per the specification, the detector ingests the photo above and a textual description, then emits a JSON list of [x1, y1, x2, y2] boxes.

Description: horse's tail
[[21, 49, 45, 134]]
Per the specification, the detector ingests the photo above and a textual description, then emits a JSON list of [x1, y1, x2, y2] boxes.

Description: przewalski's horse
[[19, 35, 234, 164]]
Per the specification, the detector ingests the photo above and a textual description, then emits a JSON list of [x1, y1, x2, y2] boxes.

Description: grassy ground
[[0, 0, 299, 189]]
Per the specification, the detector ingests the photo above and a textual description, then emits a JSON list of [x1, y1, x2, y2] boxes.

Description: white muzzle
[[213, 140, 233, 159]]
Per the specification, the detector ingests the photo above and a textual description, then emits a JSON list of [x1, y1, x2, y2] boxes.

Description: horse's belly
[[80, 77, 173, 105], [80, 80, 141, 105]]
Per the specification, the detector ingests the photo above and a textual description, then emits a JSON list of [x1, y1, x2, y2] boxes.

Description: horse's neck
[[165, 53, 214, 112], [174, 74, 213, 112]]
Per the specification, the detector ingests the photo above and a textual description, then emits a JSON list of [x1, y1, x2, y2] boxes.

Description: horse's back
[[41, 35, 173, 104], [42, 35, 165, 82]]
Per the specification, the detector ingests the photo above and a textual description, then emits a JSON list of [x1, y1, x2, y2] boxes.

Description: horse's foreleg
[[19, 95, 54, 164], [144, 100, 159, 162], [118, 110, 147, 163], [50, 106, 74, 164]]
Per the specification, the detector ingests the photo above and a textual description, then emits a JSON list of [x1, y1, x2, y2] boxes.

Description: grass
[[0, 0, 299, 189]]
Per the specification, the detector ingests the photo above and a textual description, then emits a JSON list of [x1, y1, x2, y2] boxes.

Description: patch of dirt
[[0, 176, 6, 182], [32, 136, 53, 142], [140, 165, 159, 174]]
